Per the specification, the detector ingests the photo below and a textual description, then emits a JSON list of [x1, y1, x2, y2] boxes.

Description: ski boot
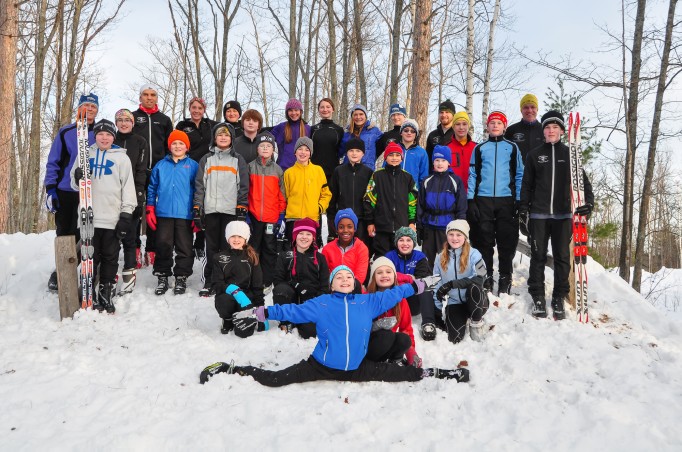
[[120, 268, 136, 294], [469, 319, 487, 342], [551, 296, 566, 321], [531, 295, 547, 318], [48, 271, 58, 292], [422, 367, 470, 382], [220, 318, 233, 334], [198, 282, 215, 298], [155, 276, 169, 295], [97, 282, 116, 314], [483, 274, 494, 292], [420, 323, 437, 341], [194, 247, 206, 260], [497, 274, 512, 296], [174, 276, 188, 295], [199, 360, 236, 384]]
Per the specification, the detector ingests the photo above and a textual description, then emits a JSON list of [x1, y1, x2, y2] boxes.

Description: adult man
[[425, 99, 457, 162], [133, 84, 174, 266], [375, 103, 406, 161], [504, 93, 543, 162], [44, 93, 98, 290], [233, 109, 263, 164]]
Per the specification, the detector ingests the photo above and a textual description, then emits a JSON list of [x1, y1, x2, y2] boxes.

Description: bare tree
[[480, 0, 500, 129], [410, 0, 432, 143]]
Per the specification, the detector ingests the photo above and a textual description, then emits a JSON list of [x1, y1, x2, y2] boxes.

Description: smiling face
[[189, 101, 205, 122], [453, 119, 469, 140], [225, 108, 240, 122], [401, 127, 416, 146], [336, 218, 355, 246], [116, 117, 133, 134], [318, 101, 333, 119], [78, 103, 99, 125], [257, 142, 274, 160], [139, 89, 158, 109], [391, 113, 405, 127], [215, 132, 231, 149], [439, 110, 453, 128], [170, 140, 188, 160], [347, 148, 364, 164], [288, 109, 302, 122], [243, 117, 259, 134], [295, 145, 311, 164], [95, 131, 113, 150], [385, 152, 402, 166], [331, 270, 355, 293], [433, 158, 450, 172], [447, 230, 466, 249], [228, 235, 246, 249], [396, 236, 415, 255], [295, 230, 314, 252], [374, 266, 396, 289], [521, 103, 538, 122], [352, 110, 367, 127]]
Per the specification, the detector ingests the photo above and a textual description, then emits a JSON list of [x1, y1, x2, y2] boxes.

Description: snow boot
[[174, 276, 188, 295], [423, 367, 470, 382], [551, 296, 566, 320], [135, 248, 144, 269], [145, 251, 156, 267], [120, 268, 136, 294], [263, 284, 273, 296], [483, 274, 494, 292], [469, 319, 486, 342], [48, 271, 59, 292], [221, 318, 233, 334], [420, 323, 437, 341], [531, 295, 547, 318], [155, 276, 169, 295], [194, 247, 205, 260], [198, 282, 215, 298], [199, 360, 235, 384], [497, 274, 512, 296], [97, 282, 116, 314], [279, 322, 294, 334]]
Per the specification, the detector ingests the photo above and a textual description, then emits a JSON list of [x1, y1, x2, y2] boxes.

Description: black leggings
[[273, 283, 318, 339], [365, 329, 412, 362], [234, 356, 423, 387], [443, 285, 489, 343]]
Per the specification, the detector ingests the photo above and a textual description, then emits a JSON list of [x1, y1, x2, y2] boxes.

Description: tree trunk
[[410, 0, 432, 146], [481, 0, 501, 134], [352, 0, 367, 106], [388, 0, 403, 105], [289, 0, 297, 97], [0, 0, 18, 233], [618, 0, 646, 283], [632, 0, 677, 291], [339, 0, 351, 121], [465, 0, 475, 121], [326, 0, 338, 121]]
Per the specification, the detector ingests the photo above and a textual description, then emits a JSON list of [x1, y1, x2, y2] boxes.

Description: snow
[[1, 231, 682, 450]]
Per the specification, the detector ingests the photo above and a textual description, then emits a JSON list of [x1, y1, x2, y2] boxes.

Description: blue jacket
[[468, 135, 524, 200], [147, 154, 198, 219], [385, 249, 431, 278], [400, 143, 429, 190], [432, 247, 486, 309], [418, 169, 467, 229], [340, 121, 383, 170], [267, 284, 416, 371], [44, 123, 95, 192]]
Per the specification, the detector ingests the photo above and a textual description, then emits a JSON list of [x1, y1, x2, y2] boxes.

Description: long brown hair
[[439, 240, 470, 274], [367, 267, 401, 320], [284, 115, 306, 144]]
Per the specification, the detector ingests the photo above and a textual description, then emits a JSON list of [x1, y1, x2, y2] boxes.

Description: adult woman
[[340, 104, 383, 170], [310, 97, 344, 181], [271, 98, 311, 171]]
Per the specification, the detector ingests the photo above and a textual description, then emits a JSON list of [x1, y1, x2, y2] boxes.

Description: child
[[247, 132, 287, 292], [519, 111, 594, 319], [364, 142, 418, 257], [446, 111, 476, 194], [146, 129, 199, 295], [212, 221, 265, 336], [430, 220, 489, 343], [273, 218, 330, 338], [366, 257, 421, 368], [193, 123, 249, 297], [384, 227, 431, 316], [417, 145, 467, 266], [271, 98, 310, 170], [70, 119, 136, 313], [283, 137, 331, 245], [327, 137, 373, 245], [468, 111, 524, 295], [340, 104, 383, 170], [376, 118, 428, 190], [321, 209, 369, 288], [199, 267, 467, 386]]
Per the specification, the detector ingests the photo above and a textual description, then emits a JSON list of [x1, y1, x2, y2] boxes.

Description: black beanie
[[345, 137, 366, 153], [541, 110, 566, 131], [223, 100, 242, 119], [439, 99, 456, 114], [93, 119, 116, 139]]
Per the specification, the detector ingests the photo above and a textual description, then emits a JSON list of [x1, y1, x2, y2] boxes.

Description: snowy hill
[[1, 232, 681, 451]]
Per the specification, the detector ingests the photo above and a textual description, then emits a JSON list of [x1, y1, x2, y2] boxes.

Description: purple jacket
[[271, 120, 311, 171], [44, 122, 95, 192]]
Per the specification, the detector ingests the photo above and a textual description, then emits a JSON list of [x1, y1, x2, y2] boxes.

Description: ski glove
[[45, 186, 59, 213], [233, 305, 267, 323], [74, 167, 84, 182], [574, 203, 593, 217], [115, 213, 132, 240], [146, 205, 157, 231], [235, 206, 248, 222], [467, 200, 480, 223], [436, 278, 471, 301], [412, 275, 441, 295], [409, 353, 423, 369], [519, 210, 530, 237], [192, 205, 204, 231], [372, 316, 397, 332]]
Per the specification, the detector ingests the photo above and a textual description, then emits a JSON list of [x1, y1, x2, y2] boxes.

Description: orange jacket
[[248, 156, 286, 223]]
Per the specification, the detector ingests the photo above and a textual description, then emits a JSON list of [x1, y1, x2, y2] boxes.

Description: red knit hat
[[168, 130, 191, 151], [384, 142, 404, 161], [487, 111, 508, 128], [292, 218, 319, 276]]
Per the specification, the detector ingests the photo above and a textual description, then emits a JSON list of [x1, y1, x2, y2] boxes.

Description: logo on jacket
[[183, 127, 194, 133], [219, 255, 230, 264], [89, 157, 115, 177], [136, 117, 146, 124], [538, 155, 549, 163], [513, 133, 525, 142]]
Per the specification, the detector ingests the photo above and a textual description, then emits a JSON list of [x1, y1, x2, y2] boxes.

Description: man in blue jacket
[[44, 93, 98, 291]]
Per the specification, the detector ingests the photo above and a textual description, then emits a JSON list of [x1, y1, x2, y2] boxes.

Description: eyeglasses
[[402, 128, 416, 134], [116, 118, 133, 123]]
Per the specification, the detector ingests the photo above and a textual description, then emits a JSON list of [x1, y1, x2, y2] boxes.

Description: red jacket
[[321, 238, 370, 284], [446, 136, 476, 194], [248, 156, 287, 223]]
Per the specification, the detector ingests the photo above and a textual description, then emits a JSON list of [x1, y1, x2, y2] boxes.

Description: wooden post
[[54, 236, 80, 320], [568, 241, 576, 309]]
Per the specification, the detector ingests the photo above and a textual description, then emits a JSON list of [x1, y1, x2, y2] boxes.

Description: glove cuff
[[119, 212, 133, 221]]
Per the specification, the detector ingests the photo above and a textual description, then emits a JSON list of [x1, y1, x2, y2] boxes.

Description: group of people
[[44, 86, 594, 387]]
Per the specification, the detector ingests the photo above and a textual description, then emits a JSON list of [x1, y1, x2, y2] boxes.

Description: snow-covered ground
[[1, 231, 681, 451], [639, 267, 682, 320]]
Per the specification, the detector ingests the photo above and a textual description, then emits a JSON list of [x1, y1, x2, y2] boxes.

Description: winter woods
[[0, 0, 681, 296]]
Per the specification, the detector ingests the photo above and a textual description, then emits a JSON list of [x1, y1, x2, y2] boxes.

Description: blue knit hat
[[78, 93, 99, 109], [329, 265, 355, 284], [388, 103, 406, 120], [349, 104, 368, 118], [334, 208, 358, 230], [432, 145, 452, 165]]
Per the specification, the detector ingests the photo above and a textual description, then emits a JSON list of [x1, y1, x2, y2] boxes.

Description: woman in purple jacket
[[271, 98, 311, 171]]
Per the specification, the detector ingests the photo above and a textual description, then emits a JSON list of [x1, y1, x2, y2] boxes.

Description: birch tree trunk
[[353, 0, 367, 106], [481, 0, 500, 133], [465, 0, 475, 119]]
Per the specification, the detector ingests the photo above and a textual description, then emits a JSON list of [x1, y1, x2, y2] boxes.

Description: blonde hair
[[439, 240, 471, 274], [367, 266, 401, 321]]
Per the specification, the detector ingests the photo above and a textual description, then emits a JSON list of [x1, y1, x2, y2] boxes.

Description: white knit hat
[[225, 220, 251, 242], [446, 219, 470, 239], [369, 256, 397, 282]]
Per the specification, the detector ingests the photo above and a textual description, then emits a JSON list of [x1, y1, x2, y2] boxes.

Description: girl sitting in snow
[[365, 257, 422, 368], [199, 266, 470, 386], [212, 221, 265, 337], [430, 219, 489, 344]]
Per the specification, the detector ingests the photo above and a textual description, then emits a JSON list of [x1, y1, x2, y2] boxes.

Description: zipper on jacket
[[260, 161, 265, 220], [550, 143, 555, 215], [344, 295, 350, 371], [493, 141, 498, 197], [147, 113, 153, 170]]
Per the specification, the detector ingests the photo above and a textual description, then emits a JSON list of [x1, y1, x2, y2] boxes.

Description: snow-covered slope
[[1, 232, 681, 451]]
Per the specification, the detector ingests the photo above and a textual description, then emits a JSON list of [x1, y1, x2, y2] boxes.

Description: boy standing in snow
[[146, 130, 199, 295], [519, 111, 594, 319], [70, 119, 136, 313]]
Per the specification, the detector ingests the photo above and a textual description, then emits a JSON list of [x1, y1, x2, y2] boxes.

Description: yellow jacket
[[284, 161, 332, 221]]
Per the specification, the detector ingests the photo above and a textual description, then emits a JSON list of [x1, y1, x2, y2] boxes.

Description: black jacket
[[505, 120, 543, 163], [274, 248, 330, 296], [114, 131, 148, 208], [328, 161, 373, 235], [375, 125, 402, 162], [364, 164, 418, 233], [226, 120, 244, 138], [211, 247, 264, 306], [132, 109, 174, 170], [520, 141, 594, 216], [425, 125, 455, 161], [311, 119, 344, 180], [233, 134, 260, 164], [176, 118, 218, 163]]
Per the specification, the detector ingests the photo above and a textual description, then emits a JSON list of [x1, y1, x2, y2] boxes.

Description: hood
[[210, 122, 237, 147]]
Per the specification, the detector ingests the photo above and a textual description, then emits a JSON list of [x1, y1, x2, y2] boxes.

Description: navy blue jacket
[[418, 169, 467, 230], [384, 249, 431, 278]]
